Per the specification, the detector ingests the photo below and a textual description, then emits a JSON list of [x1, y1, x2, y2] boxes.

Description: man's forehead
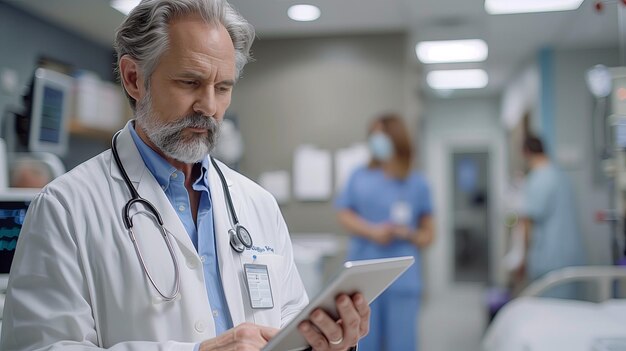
[[167, 19, 233, 54]]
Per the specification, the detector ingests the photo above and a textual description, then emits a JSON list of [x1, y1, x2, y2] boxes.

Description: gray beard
[[135, 94, 221, 164]]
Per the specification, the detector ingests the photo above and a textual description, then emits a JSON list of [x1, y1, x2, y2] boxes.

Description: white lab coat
[[1, 123, 309, 351]]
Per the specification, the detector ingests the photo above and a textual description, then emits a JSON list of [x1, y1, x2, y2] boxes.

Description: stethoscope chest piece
[[229, 224, 253, 253]]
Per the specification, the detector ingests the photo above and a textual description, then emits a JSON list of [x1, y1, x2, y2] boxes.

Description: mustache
[[170, 114, 220, 131]]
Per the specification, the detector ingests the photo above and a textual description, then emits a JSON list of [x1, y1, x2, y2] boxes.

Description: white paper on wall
[[258, 170, 290, 204], [75, 71, 124, 130], [293, 145, 332, 201], [334, 143, 369, 192], [74, 71, 100, 125]]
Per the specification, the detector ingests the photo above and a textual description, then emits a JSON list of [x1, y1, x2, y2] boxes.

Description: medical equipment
[[111, 130, 253, 301], [12, 68, 73, 156], [0, 139, 6, 189], [209, 155, 254, 253], [0, 189, 38, 292]]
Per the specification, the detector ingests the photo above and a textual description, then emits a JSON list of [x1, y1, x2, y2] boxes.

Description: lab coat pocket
[[238, 253, 284, 328]]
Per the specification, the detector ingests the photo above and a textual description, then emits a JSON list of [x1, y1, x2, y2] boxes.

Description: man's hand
[[297, 293, 370, 351], [199, 323, 279, 351]]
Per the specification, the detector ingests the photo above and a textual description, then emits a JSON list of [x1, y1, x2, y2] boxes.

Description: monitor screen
[[0, 190, 36, 291], [28, 68, 73, 156], [0, 201, 29, 274], [38, 86, 65, 145]]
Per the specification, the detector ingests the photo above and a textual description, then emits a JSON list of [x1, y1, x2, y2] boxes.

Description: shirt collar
[[129, 122, 210, 191]]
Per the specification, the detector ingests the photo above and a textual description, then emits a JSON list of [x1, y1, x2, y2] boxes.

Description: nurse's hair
[[367, 113, 414, 179], [114, 0, 255, 111], [523, 135, 545, 155]]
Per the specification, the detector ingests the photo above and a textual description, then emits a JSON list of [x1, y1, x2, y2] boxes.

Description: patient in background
[[519, 135, 586, 298], [10, 158, 53, 188]]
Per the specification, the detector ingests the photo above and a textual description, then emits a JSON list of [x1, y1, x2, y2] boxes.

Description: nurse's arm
[[408, 214, 435, 248], [337, 210, 394, 244], [515, 217, 533, 280]]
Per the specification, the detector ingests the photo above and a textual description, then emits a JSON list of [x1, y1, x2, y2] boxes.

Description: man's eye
[[180, 80, 198, 86], [217, 86, 232, 93]]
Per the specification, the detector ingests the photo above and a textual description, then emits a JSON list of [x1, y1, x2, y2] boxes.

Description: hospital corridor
[[0, 0, 625, 350]]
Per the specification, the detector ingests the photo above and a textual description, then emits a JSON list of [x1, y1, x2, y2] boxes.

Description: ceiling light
[[288, 4, 321, 22], [485, 0, 584, 14], [111, 0, 140, 15], [416, 39, 488, 64], [427, 69, 489, 90]]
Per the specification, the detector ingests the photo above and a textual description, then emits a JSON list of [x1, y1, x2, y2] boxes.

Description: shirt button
[[201, 255, 207, 263], [194, 320, 206, 333], [178, 205, 186, 212], [212, 310, 219, 318], [171, 173, 178, 179]]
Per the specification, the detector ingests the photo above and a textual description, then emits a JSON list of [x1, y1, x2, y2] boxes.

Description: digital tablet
[[262, 256, 414, 351]]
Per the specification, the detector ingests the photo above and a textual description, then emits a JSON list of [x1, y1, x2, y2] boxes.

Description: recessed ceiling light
[[110, 0, 140, 15], [288, 4, 321, 22], [427, 69, 489, 90], [485, 0, 584, 14], [416, 39, 488, 64]]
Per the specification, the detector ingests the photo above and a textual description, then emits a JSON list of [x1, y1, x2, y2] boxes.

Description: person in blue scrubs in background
[[335, 113, 434, 351], [520, 135, 586, 298]]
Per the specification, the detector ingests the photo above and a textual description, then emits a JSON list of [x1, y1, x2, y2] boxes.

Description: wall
[[551, 47, 618, 266], [422, 96, 506, 295], [228, 33, 419, 235]]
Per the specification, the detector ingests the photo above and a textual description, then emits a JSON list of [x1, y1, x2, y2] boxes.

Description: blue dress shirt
[[129, 125, 233, 337]]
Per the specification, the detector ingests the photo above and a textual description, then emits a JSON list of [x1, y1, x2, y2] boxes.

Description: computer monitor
[[0, 189, 38, 292], [27, 68, 73, 156]]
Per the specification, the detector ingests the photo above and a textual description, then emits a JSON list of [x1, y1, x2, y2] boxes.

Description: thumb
[[259, 325, 280, 341]]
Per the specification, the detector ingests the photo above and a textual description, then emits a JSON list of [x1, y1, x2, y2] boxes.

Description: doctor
[[0, 0, 370, 350]]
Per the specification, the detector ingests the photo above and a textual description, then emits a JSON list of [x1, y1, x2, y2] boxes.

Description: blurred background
[[0, 0, 623, 350]]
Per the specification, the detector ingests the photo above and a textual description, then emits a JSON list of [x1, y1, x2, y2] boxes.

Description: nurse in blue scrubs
[[335, 113, 434, 351]]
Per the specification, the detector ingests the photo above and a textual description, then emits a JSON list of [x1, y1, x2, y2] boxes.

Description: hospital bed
[[482, 266, 626, 351]]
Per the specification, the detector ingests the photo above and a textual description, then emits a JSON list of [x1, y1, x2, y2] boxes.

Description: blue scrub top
[[335, 166, 432, 294], [523, 163, 585, 280]]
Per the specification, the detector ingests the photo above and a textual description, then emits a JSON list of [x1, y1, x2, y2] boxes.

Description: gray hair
[[114, 0, 255, 110]]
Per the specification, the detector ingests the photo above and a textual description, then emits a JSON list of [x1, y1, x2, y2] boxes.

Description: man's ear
[[119, 56, 144, 103]]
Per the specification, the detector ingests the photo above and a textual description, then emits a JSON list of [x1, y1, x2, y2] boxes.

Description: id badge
[[244, 264, 274, 309], [391, 201, 412, 226]]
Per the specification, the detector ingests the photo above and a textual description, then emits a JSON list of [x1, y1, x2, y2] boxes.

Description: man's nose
[[193, 87, 217, 117]]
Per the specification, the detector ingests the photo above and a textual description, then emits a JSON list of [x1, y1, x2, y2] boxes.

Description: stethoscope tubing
[[111, 128, 253, 301], [112, 131, 181, 301]]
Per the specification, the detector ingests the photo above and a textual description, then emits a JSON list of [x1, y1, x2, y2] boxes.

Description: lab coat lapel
[[109, 122, 198, 257], [208, 158, 247, 325]]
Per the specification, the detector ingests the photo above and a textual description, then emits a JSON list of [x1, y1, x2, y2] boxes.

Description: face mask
[[368, 132, 394, 161]]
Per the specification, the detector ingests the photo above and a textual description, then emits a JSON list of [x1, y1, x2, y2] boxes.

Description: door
[[451, 151, 491, 283]]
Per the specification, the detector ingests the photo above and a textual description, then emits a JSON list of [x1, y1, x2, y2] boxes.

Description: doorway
[[451, 151, 491, 283]]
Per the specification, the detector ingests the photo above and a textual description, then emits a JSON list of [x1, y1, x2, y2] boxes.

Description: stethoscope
[[111, 130, 254, 301]]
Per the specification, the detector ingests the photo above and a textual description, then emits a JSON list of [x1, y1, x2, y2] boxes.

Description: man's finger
[[351, 293, 370, 337], [335, 294, 360, 346]]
